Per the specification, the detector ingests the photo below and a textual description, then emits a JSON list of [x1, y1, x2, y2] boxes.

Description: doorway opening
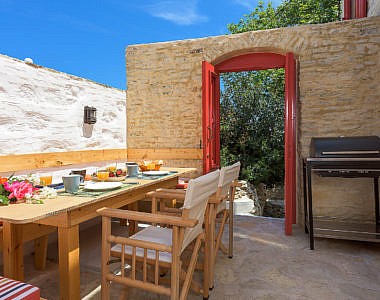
[[202, 52, 296, 235], [220, 68, 285, 219]]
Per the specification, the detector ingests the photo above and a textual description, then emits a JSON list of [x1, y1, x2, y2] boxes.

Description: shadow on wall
[[83, 124, 94, 138]]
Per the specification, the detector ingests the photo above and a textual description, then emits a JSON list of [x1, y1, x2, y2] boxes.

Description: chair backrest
[[218, 161, 241, 197], [181, 169, 220, 250]]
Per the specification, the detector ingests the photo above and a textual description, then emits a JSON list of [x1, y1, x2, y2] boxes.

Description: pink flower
[[5, 181, 36, 200]]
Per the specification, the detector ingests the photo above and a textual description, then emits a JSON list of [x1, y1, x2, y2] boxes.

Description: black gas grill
[[310, 136, 380, 158], [303, 136, 380, 249], [308, 136, 380, 177]]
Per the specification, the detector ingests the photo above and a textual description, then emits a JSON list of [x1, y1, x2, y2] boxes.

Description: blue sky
[[0, 0, 282, 90]]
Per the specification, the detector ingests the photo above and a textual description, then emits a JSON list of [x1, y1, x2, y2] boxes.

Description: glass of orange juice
[[39, 174, 53, 186], [147, 163, 155, 171], [97, 170, 109, 182]]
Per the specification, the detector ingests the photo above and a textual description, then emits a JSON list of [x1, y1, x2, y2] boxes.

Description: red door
[[202, 61, 220, 174]]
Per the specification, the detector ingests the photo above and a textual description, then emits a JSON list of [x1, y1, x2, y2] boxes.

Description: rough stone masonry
[[126, 16, 380, 225]]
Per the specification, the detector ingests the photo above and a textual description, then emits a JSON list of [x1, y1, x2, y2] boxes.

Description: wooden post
[[101, 216, 111, 300], [170, 226, 180, 300], [207, 202, 217, 289]]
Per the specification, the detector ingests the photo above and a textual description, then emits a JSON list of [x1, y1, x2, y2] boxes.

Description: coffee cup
[[62, 174, 82, 193], [126, 163, 139, 177], [70, 169, 86, 182]]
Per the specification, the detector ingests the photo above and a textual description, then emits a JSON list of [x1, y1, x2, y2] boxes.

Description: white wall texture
[[368, 0, 380, 17], [0, 54, 126, 155]]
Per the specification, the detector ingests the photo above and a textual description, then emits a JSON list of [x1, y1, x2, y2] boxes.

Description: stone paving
[[22, 215, 380, 299]]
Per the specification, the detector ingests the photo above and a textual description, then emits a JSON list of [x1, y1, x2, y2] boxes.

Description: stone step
[[227, 196, 254, 216]]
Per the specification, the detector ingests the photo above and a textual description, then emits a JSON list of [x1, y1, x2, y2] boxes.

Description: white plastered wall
[[0, 54, 126, 155]]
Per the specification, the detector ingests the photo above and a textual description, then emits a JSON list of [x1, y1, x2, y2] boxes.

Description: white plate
[[91, 176, 126, 182], [84, 182, 122, 191], [142, 171, 169, 176]]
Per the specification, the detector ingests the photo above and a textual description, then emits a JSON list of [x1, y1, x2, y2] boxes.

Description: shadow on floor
[[18, 216, 380, 299]]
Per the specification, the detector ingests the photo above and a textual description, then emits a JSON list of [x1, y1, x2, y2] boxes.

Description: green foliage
[[220, 69, 285, 185], [227, 0, 340, 33], [221, 0, 340, 186], [0, 195, 10, 205], [0, 184, 10, 205]]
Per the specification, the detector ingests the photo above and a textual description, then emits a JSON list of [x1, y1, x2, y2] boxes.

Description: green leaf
[[0, 195, 10, 205]]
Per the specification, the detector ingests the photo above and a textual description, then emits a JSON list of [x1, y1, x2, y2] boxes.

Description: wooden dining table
[[0, 167, 195, 300]]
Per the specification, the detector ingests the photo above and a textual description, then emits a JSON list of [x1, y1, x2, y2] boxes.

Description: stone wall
[[0, 54, 126, 155], [126, 16, 380, 223]]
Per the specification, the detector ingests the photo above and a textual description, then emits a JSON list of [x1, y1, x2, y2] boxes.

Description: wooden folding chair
[[213, 161, 241, 258], [146, 162, 241, 290], [207, 162, 240, 289], [97, 169, 220, 300]]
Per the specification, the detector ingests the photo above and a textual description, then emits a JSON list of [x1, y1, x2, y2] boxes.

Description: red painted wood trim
[[215, 53, 286, 73], [284, 52, 297, 235], [202, 61, 214, 174], [202, 61, 209, 174], [343, 0, 352, 20], [214, 73, 221, 170], [356, 0, 367, 18]]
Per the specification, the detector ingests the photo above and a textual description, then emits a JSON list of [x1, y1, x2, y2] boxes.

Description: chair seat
[[0, 276, 40, 300], [111, 226, 173, 263]]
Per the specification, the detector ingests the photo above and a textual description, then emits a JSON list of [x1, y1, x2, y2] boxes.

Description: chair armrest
[[207, 194, 225, 205], [156, 188, 186, 195], [146, 189, 186, 201], [97, 207, 198, 228]]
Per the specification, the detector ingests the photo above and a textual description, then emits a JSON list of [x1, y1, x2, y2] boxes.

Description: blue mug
[[62, 174, 82, 193], [127, 163, 139, 177]]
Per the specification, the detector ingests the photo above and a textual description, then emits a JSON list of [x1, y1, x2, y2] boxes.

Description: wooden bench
[[0, 276, 41, 299]]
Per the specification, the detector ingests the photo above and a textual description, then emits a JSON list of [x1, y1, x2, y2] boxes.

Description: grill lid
[[310, 136, 380, 158]]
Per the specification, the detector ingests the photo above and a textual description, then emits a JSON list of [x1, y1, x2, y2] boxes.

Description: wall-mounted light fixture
[[84, 106, 97, 124]]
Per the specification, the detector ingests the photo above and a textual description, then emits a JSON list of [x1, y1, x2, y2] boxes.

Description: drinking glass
[[97, 170, 109, 182], [39, 174, 53, 186]]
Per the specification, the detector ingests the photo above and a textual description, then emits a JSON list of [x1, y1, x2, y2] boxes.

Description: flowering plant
[[0, 175, 57, 205]]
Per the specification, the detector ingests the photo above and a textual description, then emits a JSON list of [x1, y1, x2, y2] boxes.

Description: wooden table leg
[[128, 202, 139, 236], [58, 225, 80, 300], [34, 235, 48, 270], [2, 222, 24, 281]]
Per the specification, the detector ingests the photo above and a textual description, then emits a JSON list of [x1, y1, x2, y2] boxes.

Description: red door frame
[[285, 53, 297, 234], [203, 52, 297, 235]]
